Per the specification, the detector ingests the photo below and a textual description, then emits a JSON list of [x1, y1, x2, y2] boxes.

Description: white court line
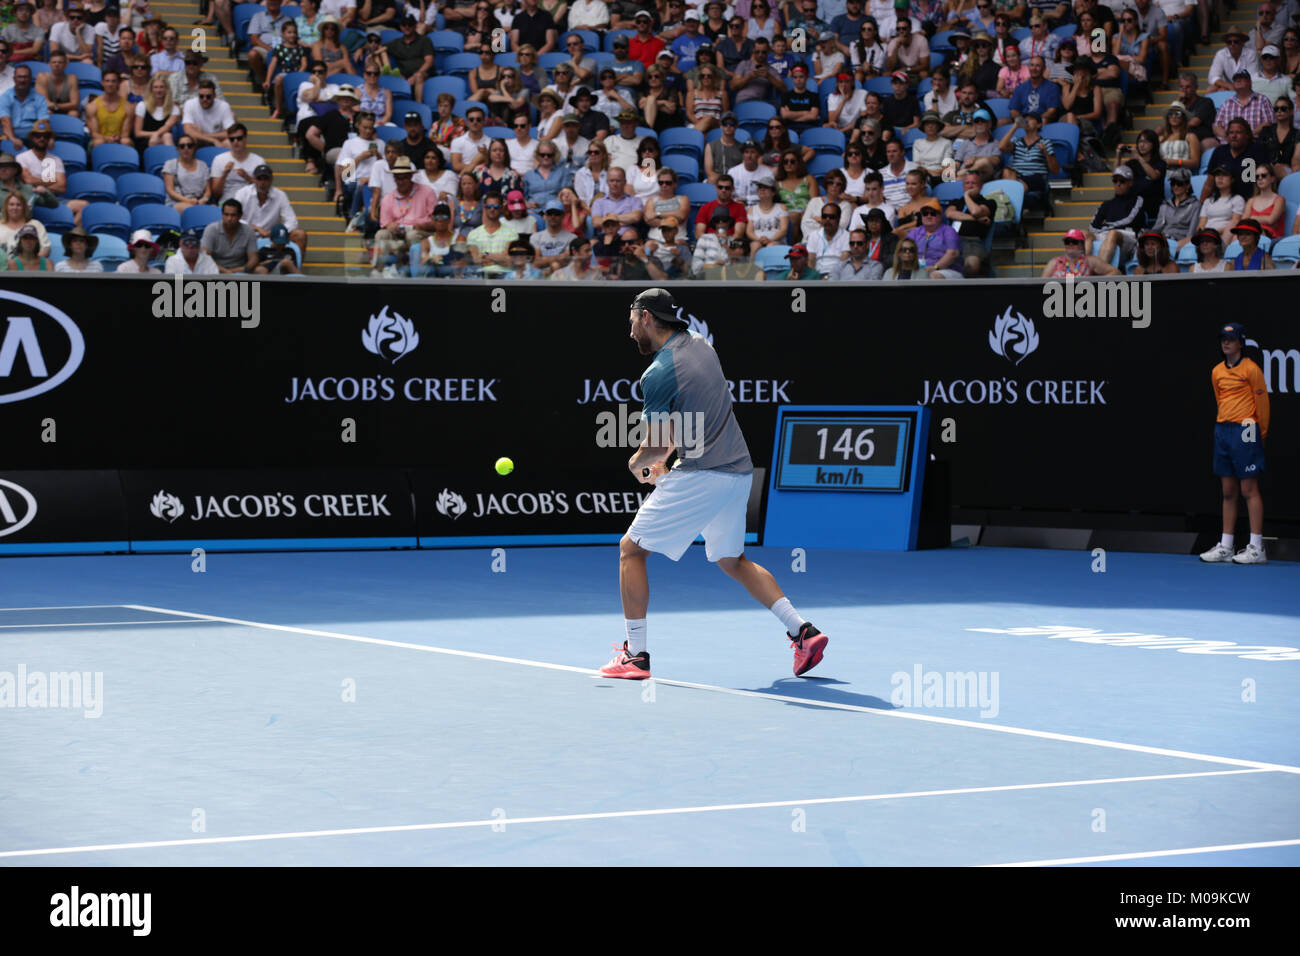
[[987, 837, 1300, 867], [0, 605, 139, 612], [0, 768, 1271, 860], [124, 605, 1300, 777], [0, 619, 217, 629]]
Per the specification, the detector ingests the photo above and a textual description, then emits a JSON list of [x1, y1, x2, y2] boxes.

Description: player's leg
[[600, 533, 653, 679], [705, 473, 828, 675]]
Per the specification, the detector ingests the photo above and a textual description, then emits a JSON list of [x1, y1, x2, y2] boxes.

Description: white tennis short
[[627, 468, 753, 562]]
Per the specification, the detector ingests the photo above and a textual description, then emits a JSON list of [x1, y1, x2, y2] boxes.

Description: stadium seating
[[755, 244, 791, 276], [66, 62, 103, 92], [91, 144, 142, 180], [31, 204, 75, 234], [91, 234, 130, 269], [799, 128, 846, 156], [393, 100, 432, 129], [49, 114, 89, 148], [1270, 234, 1300, 267], [66, 171, 117, 203], [659, 128, 705, 162], [50, 141, 88, 174], [379, 76, 413, 99], [114, 173, 167, 210], [130, 203, 182, 234], [181, 205, 222, 232], [143, 145, 178, 176], [423, 76, 468, 103], [662, 153, 699, 184], [81, 202, 133, 240]]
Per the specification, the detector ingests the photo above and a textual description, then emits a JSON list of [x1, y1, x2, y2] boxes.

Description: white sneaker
[[1232, 543, 1267, 564], [1199, 542, 1235, 562]]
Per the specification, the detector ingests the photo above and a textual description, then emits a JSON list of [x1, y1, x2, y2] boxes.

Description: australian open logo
[[362, 306, 420, 363], [988, 307, 1039, 366], [435, 489, 467, 520], [149, 491, 184, 523]]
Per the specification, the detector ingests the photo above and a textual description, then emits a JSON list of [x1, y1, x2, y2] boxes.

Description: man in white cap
[[1251, 46, 1291, 105]]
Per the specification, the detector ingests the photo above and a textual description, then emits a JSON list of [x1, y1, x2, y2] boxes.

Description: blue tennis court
[[1, 544, 1297, 866]]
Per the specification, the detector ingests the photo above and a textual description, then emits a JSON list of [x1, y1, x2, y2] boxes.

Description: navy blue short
[[1213, 421, 1266, 478]]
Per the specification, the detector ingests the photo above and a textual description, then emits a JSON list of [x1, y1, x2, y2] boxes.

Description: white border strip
[[987, 837, 1300, 867], [0, 619, 216, 629], [125, 605, 1300, 776], [0, 769, 1270, 860], [0, 605, 140, 611]]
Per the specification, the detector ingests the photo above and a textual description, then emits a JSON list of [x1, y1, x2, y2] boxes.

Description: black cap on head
[[630, 288, 689, 326], [1219, 321, 1246, 342]]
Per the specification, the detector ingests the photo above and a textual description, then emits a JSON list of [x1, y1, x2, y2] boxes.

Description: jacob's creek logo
[[0, 478, 38, 538], [149, 490, 390, 521], [286, 310, 498, 403], [920, 308, 1108, 406], [435, 487, 649, 519], [0, 291, 85, 404], [577, 379, 791, 404]]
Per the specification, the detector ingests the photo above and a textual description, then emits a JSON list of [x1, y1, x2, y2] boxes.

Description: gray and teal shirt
[[641, 330, 753, 475]]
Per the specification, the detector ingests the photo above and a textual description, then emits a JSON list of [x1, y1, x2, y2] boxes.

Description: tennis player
[[599, 288, 829, 680], [1199, 322, 1271, 565]]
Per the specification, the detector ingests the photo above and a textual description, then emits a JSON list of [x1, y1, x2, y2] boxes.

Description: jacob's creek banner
[[0, 276, 1297, 550]]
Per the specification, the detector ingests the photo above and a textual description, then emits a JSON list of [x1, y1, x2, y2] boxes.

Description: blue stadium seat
[[196, 146, 223, 168], [658, 127, 704, 161], [67, 62, 103, 92], [797, 128, 845, 157], [983, 179, 1025, 234], [181, 205, 222, 232], [281, 71, 311, 117], [332, 74, 363, 90], [1278, 171, 1300, 207], [931, 181, 965, 205], [376, 126, 406, 142], [679, 181, 717, 240], [91, 234, 129, 268], [441, 53, 481, 79], [807, 154, 842, 181], [130, 203, 182, 234], [662, 153, 699, 183], [380, 75, 413, 99], [424, 76, 468, 103], [1176, 241, 1199, 270], [1040, 122, 1079, 169], [985, 98, 1011, 120], [901, 127, 927, 149], [81, 202, 132, 241], [755, 244, 791, 276], [1051, 25, 1076, 40], [47, 233, 64, 263], [484, 126, 513, 139], [930, 31, 955, 53], [232, 3, 261, 49], [31, 204, 75, 234], [91, 143, 141, 179], [50, 140, 87, 174], [143, 144, 178, 176], [705, 126, 753, 144], [493, 52, 518, 68], [734, 101, 777, 138], [431, 30, 465, 54], [115, 172, 167, 209], [49, 113, 89, 148], [66, 170, 117, 202], [539, 52, 569, 76], [864, 76, 894, 95], [1269, 234, 1300, 266], [1208, 90, 1233, 109], [380, 29, 401, 44]]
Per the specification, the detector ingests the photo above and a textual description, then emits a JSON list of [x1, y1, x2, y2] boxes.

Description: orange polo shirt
[[1212, 357, 1270, 439]]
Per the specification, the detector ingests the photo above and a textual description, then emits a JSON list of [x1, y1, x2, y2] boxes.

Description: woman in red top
[[1040, 228, 1118, 278]]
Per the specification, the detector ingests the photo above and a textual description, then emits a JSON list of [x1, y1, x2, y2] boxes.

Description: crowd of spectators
[[3, 0, 1299, 276], [0, 0, 304, 273]]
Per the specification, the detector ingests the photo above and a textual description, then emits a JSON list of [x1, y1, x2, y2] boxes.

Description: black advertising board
[[0, 470, 128, 554], [1, 276, 1296, 541]]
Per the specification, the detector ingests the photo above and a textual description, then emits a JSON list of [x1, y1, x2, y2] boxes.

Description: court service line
[[0, 619, 218, 629], [123, 605, 1300, 777], [987, 837, 1300, 867], [0, 768, 1272, 860]]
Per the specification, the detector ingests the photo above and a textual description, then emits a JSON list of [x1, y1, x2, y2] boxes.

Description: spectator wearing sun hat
[[1040, 227, 1119, 278], [54, 226, 103, 273], [912, 111, 954, 183], [1230, 218, 1274, 270], [117, 229, 162, 273]]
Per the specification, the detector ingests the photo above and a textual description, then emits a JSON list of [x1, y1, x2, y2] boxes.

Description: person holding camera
[[998, 110, 1059, 197]]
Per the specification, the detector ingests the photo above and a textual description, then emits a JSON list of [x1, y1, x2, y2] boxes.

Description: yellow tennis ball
[[495, 457, 514, 476]]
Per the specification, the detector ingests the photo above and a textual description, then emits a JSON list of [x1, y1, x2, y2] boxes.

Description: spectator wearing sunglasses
[[51, 5, 97, 64], [169, 50, 222, 107]]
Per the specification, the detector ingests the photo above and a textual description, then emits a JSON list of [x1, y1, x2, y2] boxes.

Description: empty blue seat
[[81, 202, 132, 240], [423, 76, 468, 104], [130, 203, 182, 233], [800, 127, 846, 156], [441, 52, 481, 79], [66, 170, 117, 202], [92, 143, 141, 179], [115, 172, 167, 209], [662, 153, 699, 183], [379, 75, 413, 99], [49, 113, 89, 148], [807, 154, 843, 180], [91, 234, 129, 267], [67, 62, 103, 92], [196, 146, 223, 168], [755, 244, 792, 275], [658, 127, 704, 160], [181, 205, 222, 232], [393, 100, 432, 129], [31, 203, 76, 234], [430, 30, 464, 54]]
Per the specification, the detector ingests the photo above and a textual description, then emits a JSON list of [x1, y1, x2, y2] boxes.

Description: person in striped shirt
[[997, 110, 1058, 196], [1199, 322, 1272, 565]]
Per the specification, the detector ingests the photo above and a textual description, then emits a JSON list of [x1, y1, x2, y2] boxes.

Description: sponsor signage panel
[[0, 278, 1295, 533], [120, 469, 417, 549]]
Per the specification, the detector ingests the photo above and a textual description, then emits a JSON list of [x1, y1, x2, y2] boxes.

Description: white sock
[[1221, 533, 1234, 550], [770, 597, 804, 637], [1250, 533, 1263, 550], [625, 619, 646, 655]]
